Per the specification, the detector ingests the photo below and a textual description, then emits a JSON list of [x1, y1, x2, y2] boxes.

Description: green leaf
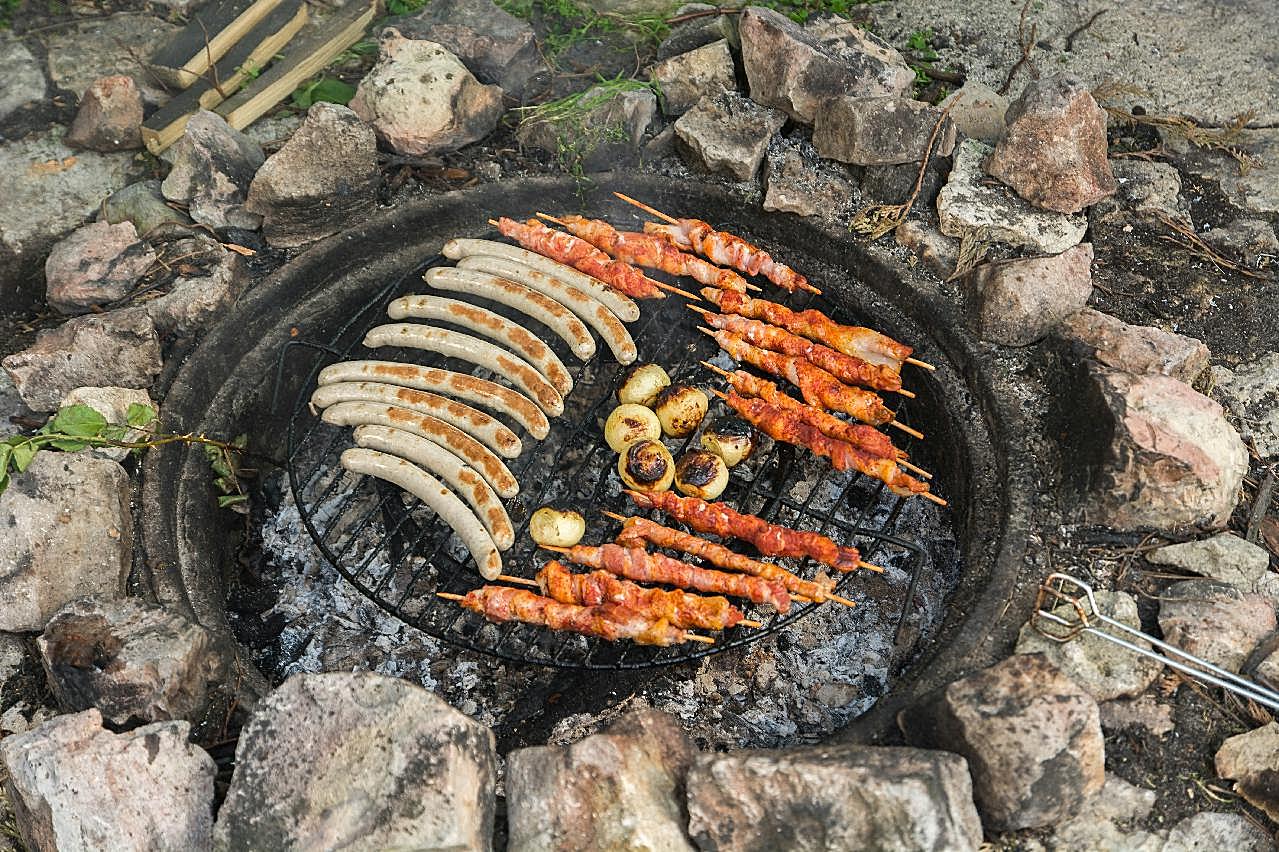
[[126, 403, 156, 429], [305, 78, 356, 107], [47, 438, 89, 452], [49, 404, 107, 438], [0, 471, 8, 495], [0, 444, 11, 477], [100, 425, 128, 442], [217, 494, 249, 508], [10, 441, 36, 472]]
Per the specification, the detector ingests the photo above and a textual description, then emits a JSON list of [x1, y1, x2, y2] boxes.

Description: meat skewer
[[614, 192, 820, 295], [542, 543, 793, 613], [437, 587, 713, 645], [625, 490, 876, 574]]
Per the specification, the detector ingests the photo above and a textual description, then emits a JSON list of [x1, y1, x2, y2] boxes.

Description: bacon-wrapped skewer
[[492, 217, 666, 300], [438, 586, 710, 645], [544, 543, 792, 613], [626, 490, 871, 574]]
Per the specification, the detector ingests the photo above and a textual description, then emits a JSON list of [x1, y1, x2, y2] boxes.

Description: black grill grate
[[283, 235, 938, 670]]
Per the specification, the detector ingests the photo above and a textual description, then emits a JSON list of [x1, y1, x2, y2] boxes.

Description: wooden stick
[[601, 509, 629, 523], [824, 592, 858, 608], [497, 575, 538, 586], [897, 459, 933, 480], [436, 592, 465, 601], [921, 491, 949, 507], [889, 420, 925, 440], [685, 634, 716, 644], [533, 211, 699, 300], [858, 561, 885, 573], [897, 389, 917, 399], [739, 619, 763, 628], [541, 544, 572, 554], [614, 191, 678, 223], [487, 218, 501, 227], [905, 357, 936, 371]]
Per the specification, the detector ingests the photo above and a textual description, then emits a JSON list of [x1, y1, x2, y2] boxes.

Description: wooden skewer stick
[[858, 561, 885, 573], [905, 357, 936, 371], [889, 420, 925, 440], [920, 491, 949, 507], [532, 212, 699, 300], [823, 592, 858, 608], [738, 619, 764, 628], [897, 459, 933, 480], [614, 191, 677, 223], [685, 634, 716, 644], [437, 592, 466, 601], [497, 575, 538, 586], [897, 389, 917, 399]]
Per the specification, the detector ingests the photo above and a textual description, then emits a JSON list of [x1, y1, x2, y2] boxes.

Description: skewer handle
[[858, 561, 886, 574], [889, 420, 925, 440], [613, 192, 678, 224], [738, 619, 764, 628], [897, 389, 917, 399], [920, 491, 949, 507], [497, 575, 539, 587], [436, 592, 466, 601], [897, 459, 933, 480], [905, 357, 936, 371], [684, 633, 715, 644]]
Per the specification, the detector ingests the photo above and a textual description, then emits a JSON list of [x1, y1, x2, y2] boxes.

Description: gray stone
[[674, 91, 786, 181], [38, 597, 225, 726], [862, 155, 949, 207], [763, 136, 859, 220], [1097, 695, 1175, 737], [246, 102, 379, 248], [1158, 579, 1275, 673], [1212, 352, 1279, 459], [1147, 533, 1271, 588], [938, 139, 1087, 254], [44, 221, 155, 314], [0, 371, 33, 430], [1085, 368, 1247, 532], [814, 96, 956, 166], [507, 708, 694, 852], [1215, 726, 1279, 824], [686, 744, 982, 852], [0, 453, 131, 633], [940, 81, 1007, 143], [0, 33, 47, 123], [1056, 308, 1211, 384], [658, 3, 740, 60], [99, 180, 192, 236], [1162, 127, 1279, 215], [1016, 591, 1162, 701], [58, 386, 155, 462], [161, 110, 264, 231], [2, 310, 162, 412], [1204, 218, 1279, 272], [899, 653, 1105, 832], [895, 219, 958, 277], [41, 13, 178, 106], [1043, 776, 1162, 852], [214, 672, 496, 851], [1, 709, 214, 852], [0, 633, 27, 699], [1090, 160, 1190, 225], [651, 39, 736, 116], [963, 243, 1093, 347], [65, 75, 143, 152], [1164, 812, 1277, 852], [739, 7, 913, 124], [518, 84, 656, 172], [120, 236, 247, 336], [240, 112, 303, 150], [351, 30, 504, 157], [391, 0, 547, 99]]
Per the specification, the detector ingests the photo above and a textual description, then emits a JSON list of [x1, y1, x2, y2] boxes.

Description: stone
[[0, 370, 33, 430], [963, 243, 1093, 347], [161, 110, 264, 231], [1097, 695, 1176, 737], [940, 81, 1007, 143], [1216, 722, 1279, 781], [0, 634, 27, 691], [1205, 219, 1278, 272], [650, 39, 736, 116], [1043, 776, 1162, 852], [246, 102, 379, 248], [519, 85, 656, 172], [0, 32, 47, 123], [1056, 308, 1211, 384], [43, 221, 155, 314], [1164, 812, 1277, 852], [1162, 127, 1279, 216], [214, 671, 496, 851], [241, 112, 303, 150], [860, 150, 950, 207], [685, 744, 982, 852], [1090, 159, 1190, 225], [41, 13, 178, 106], [0, 453, 131, 633], [674, 91, 786, 181], [120, 235, 247, 336], [1212, 352, 1279, 459], [659, 4, 740, 60], [1015, 591, 1162, 701], [1, 709, 214, 852], [2, 310, 162, 412], [1147, 533, 1271, 588], [762, 136, 859, 219], [38, 597, 225, 727], [65, 75, 143, 152], [895, 219, 959, 277], [350, 30, 504, 157], [99, 180, 192, 236], [899, 653, 1105, 832], [987, 73, 1116, 214], [814, 96, 956, 166], [937, 139, 1087, 254], [739, 7, 913, 124], [58, 386, 155, 462], [391, 0, 547, 99], [506, 708, 694, 852], [1084, 368, 1248, 532], [1158, 579, 1275, 672]]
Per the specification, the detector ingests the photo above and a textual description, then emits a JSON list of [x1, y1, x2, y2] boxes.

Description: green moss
[[752, 0, 881, 24], [0, 0, 21, 28]]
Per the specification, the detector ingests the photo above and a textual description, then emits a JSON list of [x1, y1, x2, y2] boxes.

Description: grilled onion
[[653, 384, 708, 438], [617, 439, 674, 492], [616, 362, 671, 407], [700, 416, 758, 468], [674, 449, 729, 500], [604, 403, 662, 453], [529, 507, 586, 547]]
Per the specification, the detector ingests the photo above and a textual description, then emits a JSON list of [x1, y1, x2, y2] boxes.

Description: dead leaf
[[222, 243, 257, 257], [1262, 516, 1279, 558]]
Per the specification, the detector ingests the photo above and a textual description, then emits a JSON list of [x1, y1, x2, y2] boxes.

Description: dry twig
[[1154, 212, 1270, 280], [997, 0, 1038, 95]]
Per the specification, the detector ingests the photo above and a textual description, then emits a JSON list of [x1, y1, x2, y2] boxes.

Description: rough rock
[[650, 39, 736, 116], [1015, 590, 1162, 701], [38, 597, 224, 727], [351, 30, 503, 157], [0, 709, 214, 852], [986, 73, 1116, 214], [1090, 159, 1190, 225], [657, 3, 740, 60], [938, 139, 1087, 254], [1205, 218, 1279, 272], [1147, 533, 1271, 588], [762, 135, 859, 219], [1084, 368, 1248, 532], [120, 235, 247, 336], [1056, 308, 1211, 383], [58, 386, 154, 462], [65, 75, 143, 151], [2, 310, 162, 412], [1161, 127, 1279, 215], [246, 102, 379, 248], [899, 653, 1105, 832], [161, 110, 264, 231], [41, 13, 178, 106], [0, 634, 27, 692], [1164, 812, 1277, 852], [43, 221, 155, 314], [518, 84, 657, 172], [214, 672, 496, 851], [962, 243, 1093, 347], [685, 744, 981, 851], [0, 33, 47, 123], [0, 370, 33, 430], [675, 91, 786, 181], [739, 7, 913, 124], [940, 81, 1007, 143], [99, 180, 192, 236], [814, 96, 955, 166], [861, 155, 949, 207], [392, 0, 547, 99], [1158, 579, 1275, 672], [0, 453, 131, 633], [241, 112, 303, 150], [1097, 695, 1176, 737], [1213, 724, 1279, 825], [1043, 776, 1162, 852], [895, 219, 959, 277], [1212, 352, 1279, 459]]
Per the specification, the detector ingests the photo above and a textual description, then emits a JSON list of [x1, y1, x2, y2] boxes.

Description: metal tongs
[[1034, 572, 1279, 712]]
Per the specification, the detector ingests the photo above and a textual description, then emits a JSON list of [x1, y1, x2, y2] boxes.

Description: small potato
[[653, 384, 709, 438], [617, 362, 671, 407], [604, 404, 662, 453], [529, 507, 586, 547], [675, 449, 729, 500], [618, 439, 674, 493], [700, 416, 758, 468]]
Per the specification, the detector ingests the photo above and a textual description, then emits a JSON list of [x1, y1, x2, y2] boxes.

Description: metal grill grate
[[283, 235, 937, 670]]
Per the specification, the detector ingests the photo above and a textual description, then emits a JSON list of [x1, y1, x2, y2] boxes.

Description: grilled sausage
[[352, 424, 514, 550], [339, 447, 502, 579], [362, 323, 564, 417], [442, 237, 640, 322], [321, 400, 518, 498], [310, 380, 521, 459]]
